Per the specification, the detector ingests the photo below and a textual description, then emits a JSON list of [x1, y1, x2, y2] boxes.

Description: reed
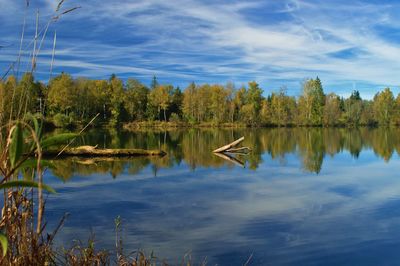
[[0, 2, 201, 265], [0, 1, 103, 265]]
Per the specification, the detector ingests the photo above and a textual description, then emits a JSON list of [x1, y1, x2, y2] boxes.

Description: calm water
[[44, 127, 400, 265]]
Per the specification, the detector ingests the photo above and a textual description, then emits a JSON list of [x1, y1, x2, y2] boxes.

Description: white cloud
[[3, 0, 400, 97]]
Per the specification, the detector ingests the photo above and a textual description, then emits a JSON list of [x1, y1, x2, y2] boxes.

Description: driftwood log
[[213, 137, 245, 153], [212, 137, 251, 167], [212, 137, 251, 153], [42, 145, 166, 157]]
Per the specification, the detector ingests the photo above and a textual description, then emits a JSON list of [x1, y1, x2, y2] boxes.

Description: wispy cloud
[[2, 0, 400, 97]]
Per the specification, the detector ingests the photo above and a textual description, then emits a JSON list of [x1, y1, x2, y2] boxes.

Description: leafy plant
[[0, 112, 79, 263]]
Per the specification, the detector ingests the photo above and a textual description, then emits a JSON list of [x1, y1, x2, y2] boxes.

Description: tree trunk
[[213, 137, 245, 153], [41, 146, 166, 157]]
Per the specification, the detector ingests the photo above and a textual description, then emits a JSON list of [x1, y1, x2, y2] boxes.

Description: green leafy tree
[[323, 93, 341, 126], [240, 81, 263, 125], [260, 98, 272, 125], [342, 90, 362, 126], [124, 79, 149, 121], [182, 82, 197, 122], [146, 76, 160, 121], [373, 87, 395, 126], [299, 77, 325, 125], [149, 84, 173, 121], [394, 94, 400, 125], [360, 100, 375, 126], [269, 87, 295, 126], [74, 78, 91, 120], [225, 82, 236, 123], [195, 84, 211, 122], [209, 84, 229, 123], [47, 73, 77, 116], [108, 75, 124, 126], [16, 73, 42, 115], [0, 77, 14, 123], [233, 86, 246, 122], [88, 79, 109, 121]]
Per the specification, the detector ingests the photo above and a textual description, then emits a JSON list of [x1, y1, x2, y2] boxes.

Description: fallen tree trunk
[[42, 146, 166, 157], [213, 136, 245, 153]]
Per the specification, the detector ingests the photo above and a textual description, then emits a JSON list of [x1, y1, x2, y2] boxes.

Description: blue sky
[[2, 0, 400, 98]]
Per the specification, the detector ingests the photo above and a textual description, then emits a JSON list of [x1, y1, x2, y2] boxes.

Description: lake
[[44, 127, 400, 265]]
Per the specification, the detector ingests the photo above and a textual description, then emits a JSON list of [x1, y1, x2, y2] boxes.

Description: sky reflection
[[44, 129, 400, 265]]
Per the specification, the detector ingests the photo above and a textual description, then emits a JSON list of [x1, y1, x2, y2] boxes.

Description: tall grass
[[0, 1, 111, 264], [0, 2, 77, 263], [0, 2, 203, 265]]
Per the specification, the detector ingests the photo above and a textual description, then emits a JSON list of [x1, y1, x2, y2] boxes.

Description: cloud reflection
[[43, 128, 400, 264]]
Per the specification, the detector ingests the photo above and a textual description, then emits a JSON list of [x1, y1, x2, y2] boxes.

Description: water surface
[[44, 128, 400, 265]]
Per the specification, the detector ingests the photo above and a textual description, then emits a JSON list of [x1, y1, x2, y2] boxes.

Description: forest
[[1, 72, 399, 128]]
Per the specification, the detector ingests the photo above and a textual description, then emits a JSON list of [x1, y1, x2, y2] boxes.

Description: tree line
[[1, 73, 399, 127]]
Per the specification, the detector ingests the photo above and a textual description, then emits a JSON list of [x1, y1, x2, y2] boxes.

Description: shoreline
[[43, 118, 384, 131]]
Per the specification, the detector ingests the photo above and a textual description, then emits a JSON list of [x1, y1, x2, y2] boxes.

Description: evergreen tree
[[169, 87, 183, 118], [150, 75, 159, 90]]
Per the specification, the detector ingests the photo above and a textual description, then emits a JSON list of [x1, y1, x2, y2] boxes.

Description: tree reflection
[[297, 129, 325, 174], [48, 127, 400, 179]]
